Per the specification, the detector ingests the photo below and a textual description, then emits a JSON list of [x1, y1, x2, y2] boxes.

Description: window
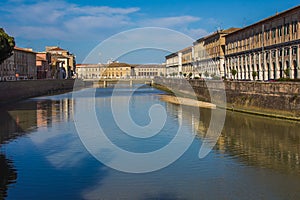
[[266, 52, 269, 59], [292, 21, 297, 33], [284, 48, 290, 56], [266, 30, 270, 40], [272, 51, 276, 58], [278, 26, 282, 37], [278, 49, 282, 57], [272, 28, 276, 38], [284, 23, 289, 35], [292, 47, 297, 55]]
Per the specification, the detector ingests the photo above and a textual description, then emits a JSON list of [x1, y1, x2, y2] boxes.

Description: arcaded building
[[225, 5, 300, 80], [194, 28, 240, 78]]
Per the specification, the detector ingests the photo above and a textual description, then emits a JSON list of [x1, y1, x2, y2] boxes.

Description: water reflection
[[0, 154, 17, 199], [0, 96, 74, 199], [0, 97, 74, 144], [218, 111, 300, 174], [184, 106, 300, 174], [0, 87, 299, 200]]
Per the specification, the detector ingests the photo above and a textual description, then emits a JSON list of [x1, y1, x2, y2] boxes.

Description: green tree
[[231, 69, 237, 79], [284, 68, 290, 78], [252, 71, 257, 80], [204, 71, 209, 78], [0, 28, 15, 64]]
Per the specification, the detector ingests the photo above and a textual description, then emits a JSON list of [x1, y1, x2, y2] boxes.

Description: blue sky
[[0, 0, 299, 63]]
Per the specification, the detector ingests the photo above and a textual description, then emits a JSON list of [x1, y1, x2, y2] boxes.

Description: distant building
[[76, 64, 106, 80], [46, 46, 76, 79], [0, 51, 14, 81], [36, 52, 52, 79], [165, 52, 180, 77], [225, 5, 300, 80], [134, 64, 166, 78], [180, 46, 194, 77], [102, 62, 134, 78], [194, 28, 240, 78], [76, 63, 166, 80], [0, 47, 36, 81]]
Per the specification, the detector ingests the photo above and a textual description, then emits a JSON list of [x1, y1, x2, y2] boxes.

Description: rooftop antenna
[[98, 52, 102, 64], [243, 17, 247, 27]]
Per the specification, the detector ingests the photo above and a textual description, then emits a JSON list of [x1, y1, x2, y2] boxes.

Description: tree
[[284, 68, 290, 78], [204, 71, 209, 78], [252, 71, 257, 80], [0, 28, 15, 64], [231, 69, 237, 79]]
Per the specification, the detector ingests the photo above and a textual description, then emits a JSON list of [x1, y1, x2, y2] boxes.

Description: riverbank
[[0, 79, 79, 106], [154, 78, 300, 121], [159, 94, 216, 109]]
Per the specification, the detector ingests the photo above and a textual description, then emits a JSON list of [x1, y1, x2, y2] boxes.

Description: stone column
[[245, 55, 248, 80], [256, 52, 263, 80], [273, 49, 277, 79], [297, 45, 300, 79], [178, 52, 182, 76], [268, 52, 272, 80], [289, 46, 293, 78], [264, 52, 267, 81]]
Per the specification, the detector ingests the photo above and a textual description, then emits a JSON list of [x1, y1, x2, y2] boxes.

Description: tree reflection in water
[[0, 154, 17, 199]]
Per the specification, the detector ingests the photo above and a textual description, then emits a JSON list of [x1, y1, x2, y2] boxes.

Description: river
[[0, 85, 299, 199]]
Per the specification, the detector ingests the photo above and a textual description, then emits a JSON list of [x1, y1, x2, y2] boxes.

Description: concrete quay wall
[[154, 78, 300, 119], [0, 79, 76, 105]]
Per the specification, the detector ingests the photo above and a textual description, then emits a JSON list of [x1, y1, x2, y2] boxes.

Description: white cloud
[[0, 0, 210, 55], [1, 1, 205, 41], [7, 25, 67, 39], [184, 28, 210, 40], [65, 15, 132, 30], [0, 1, 140, 40], [140, 16, 201, 28], [68, 5, 140, 15]]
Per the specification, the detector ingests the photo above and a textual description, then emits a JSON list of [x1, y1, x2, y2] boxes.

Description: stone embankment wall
[[154, 78, 300, 119], [0, 79, 77, 105]]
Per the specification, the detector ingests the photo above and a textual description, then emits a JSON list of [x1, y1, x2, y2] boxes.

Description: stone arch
[[279, 61, 283, 78], [256, 64, 260, 80], [247, 65, 251, 80], [243, 65, 246, 80], [285, 60, 290, 78], [262, 64, 265, 80], [239, 65, 242, 80], [293, 60, 298, 79], [273, 62, 276, 80], [267, 63, 270, 80]]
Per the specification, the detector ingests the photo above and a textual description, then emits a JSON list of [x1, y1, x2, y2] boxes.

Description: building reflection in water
[[172, 103, 300, 174], [0, 98, 74, 144], [0, 97, 74, 198]]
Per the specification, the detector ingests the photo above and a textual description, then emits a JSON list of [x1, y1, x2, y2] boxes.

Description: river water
[[0, 85, 299, 200]]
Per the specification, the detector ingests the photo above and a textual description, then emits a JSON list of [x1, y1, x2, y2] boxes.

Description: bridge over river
[[83, 78, 154, 87]]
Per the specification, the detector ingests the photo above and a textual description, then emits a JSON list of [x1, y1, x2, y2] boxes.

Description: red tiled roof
[[48, 47, 67, 51], [14, 46, 36, 54], [108, 62, 131, 68], [36, 55, 47, 61]]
